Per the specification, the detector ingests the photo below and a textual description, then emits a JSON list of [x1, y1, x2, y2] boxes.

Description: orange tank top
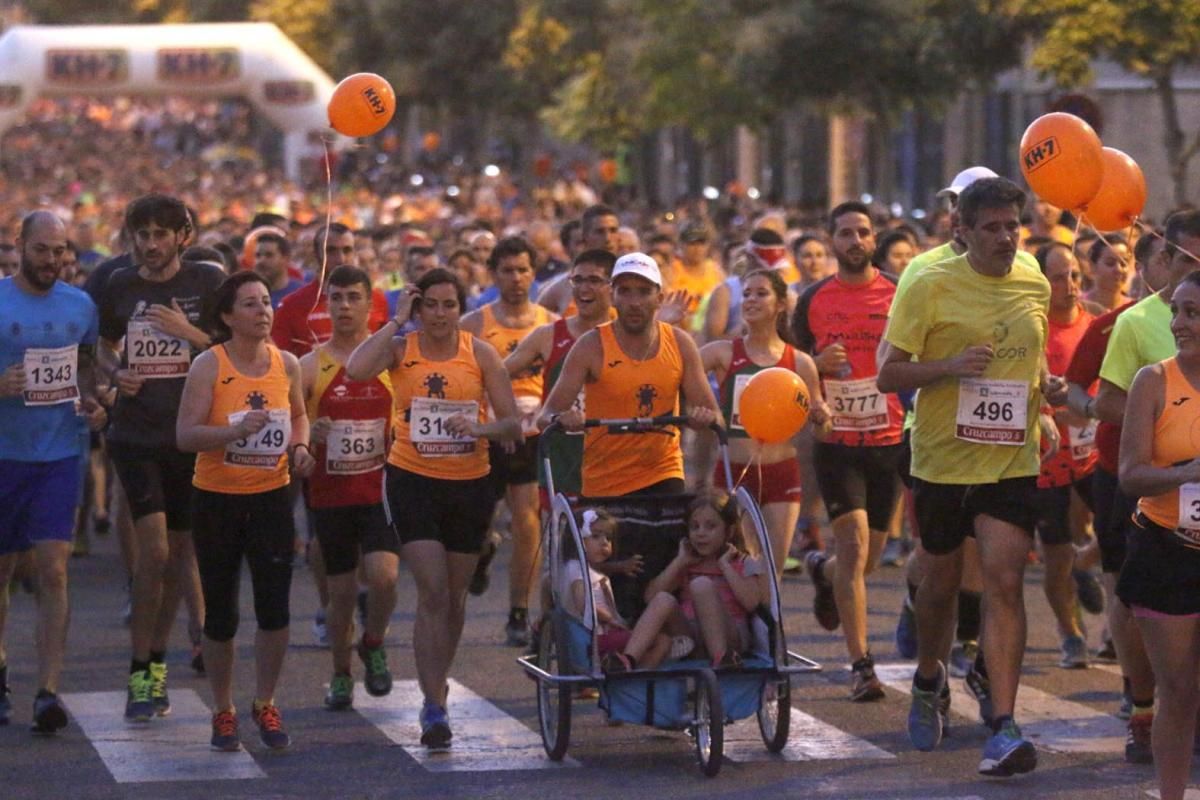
[[387, 330, 489, 480], [582, 321, 684, 496], [479, 303, 552, 399], [1139, 358, 1200, 530], [193, 344, 293, 495]]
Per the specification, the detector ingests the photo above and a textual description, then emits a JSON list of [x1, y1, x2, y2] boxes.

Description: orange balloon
[[738, 367, 811, 444], [328, 73, 396, 138], [1019, 112, 1104, 211], [1083, 147, 1147, 232]]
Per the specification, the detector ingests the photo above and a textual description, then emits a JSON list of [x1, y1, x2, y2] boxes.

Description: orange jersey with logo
[[387, 331, 489, 480], [1139, 357, 1200, 530], [582, 321, 684, 496], [306, 346, 394, 508], [193, 344, 293, 495], [479, 303, 552, 399]]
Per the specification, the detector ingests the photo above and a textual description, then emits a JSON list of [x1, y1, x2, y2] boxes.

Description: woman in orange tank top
[[345, 268, 522, 749], [1118, 270, 1200, 799], [176, 272, 313, 752]]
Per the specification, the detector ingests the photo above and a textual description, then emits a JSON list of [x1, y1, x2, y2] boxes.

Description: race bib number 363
[[23, 345, 79, 406], [225, 409, 290, 469], [409, 397, 478, 457], [954, 378, 1028, 446], [326, 418, 387, 475]]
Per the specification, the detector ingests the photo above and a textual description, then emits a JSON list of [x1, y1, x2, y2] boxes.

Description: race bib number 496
[[954, 378, 1028, 446], [409, 397, 478, 457], [23, 345, 79, 406]]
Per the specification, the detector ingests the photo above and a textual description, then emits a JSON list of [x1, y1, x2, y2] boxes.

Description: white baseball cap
[[611, 252, 662, 287], [936, 166, 999, 199]]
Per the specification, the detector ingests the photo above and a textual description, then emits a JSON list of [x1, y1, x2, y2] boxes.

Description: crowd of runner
[[4, 98, 1200, 798]]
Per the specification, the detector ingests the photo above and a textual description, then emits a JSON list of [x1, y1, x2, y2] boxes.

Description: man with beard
[[537, 252, 720, 497], [96, 194, 224, 722], [460, 237, 556, 646], [792, 201, 905, 703], [0, 210, 105, 732]]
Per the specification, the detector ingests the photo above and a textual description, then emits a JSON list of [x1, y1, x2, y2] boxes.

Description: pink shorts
[[1131, 604, 1200, 620], [597, 627, 632, 655], [713, 459, 802, 506]]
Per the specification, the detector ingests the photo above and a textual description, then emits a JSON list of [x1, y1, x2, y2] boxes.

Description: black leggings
[[192, 486, 295, 641]]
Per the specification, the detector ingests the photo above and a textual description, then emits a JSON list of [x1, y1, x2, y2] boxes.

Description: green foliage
[[1029, 0, 1200, 84]]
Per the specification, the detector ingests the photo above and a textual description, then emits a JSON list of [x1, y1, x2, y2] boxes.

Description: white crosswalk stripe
[[723, 707, 895, 762], [63, 689, 266, 783], [353, 678, 580, 770], [874, 663, 1126, 753]]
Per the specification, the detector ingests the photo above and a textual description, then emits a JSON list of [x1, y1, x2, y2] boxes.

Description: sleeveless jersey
[[719, 338, 798, 440], [193, 344, 292, 495], [582, 321, 683, 496], [387, 330, 489, 480], [306, 347, 394, 508], [1139, 358, 1200, 530], [479, 303, 552, 400], [1039, 305, 1097, 489]]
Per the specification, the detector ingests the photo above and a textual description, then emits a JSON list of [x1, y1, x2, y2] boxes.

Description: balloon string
[[733, 443, 760, 491], [304, 135, 336, 349], [1134, 218, 1200, 266]]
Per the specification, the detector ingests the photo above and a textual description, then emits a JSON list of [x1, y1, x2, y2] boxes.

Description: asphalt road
[[0, 524, 1182, 800]]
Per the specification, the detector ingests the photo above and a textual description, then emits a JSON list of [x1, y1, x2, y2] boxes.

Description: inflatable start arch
[[0, 22, 340, 178]]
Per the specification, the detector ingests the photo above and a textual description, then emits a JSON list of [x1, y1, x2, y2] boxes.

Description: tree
[[1028, 0, 1200, 205]]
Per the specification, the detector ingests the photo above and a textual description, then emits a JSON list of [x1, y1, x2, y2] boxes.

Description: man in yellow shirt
[[879, 177, 1066, 778]]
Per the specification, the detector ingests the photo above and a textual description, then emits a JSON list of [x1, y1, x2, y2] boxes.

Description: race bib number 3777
[[954, 378, 1028, 446]]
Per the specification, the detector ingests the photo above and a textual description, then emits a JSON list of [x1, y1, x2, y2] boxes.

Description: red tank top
[[719, 338, 798, 440], [306, 347, 394, 508]]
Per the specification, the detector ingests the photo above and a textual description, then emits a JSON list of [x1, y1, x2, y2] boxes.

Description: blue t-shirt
[[270, 278, 304, 309], [0, 278, 99, 462]]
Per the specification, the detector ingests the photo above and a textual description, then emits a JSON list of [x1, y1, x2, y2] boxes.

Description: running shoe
[[804, 551, 840, 631], [949, 640, 978, 679], [149, 661, 170, 716], [1072, 568, 1105, 615], [325, 673, 354, 710], [979, 719, 1037, 776], [1059, 634, 1090, 669], [469, 530, 501, 596], [668, 635, 695, 660], [1125, 713, 1153, 764], [124, 670, 154, 723], [938, 684, 952, 737], [791, 518, 823, 556], [895, 597, 918, 659], [849, 656, 885, 703], [419, 700, 452, 749], [880, 537, 906, 567], [358, 640, 393, 697], [1095, 636, 1117, 663], [251, 702, 290, 750], [907, 663, 945, 751], [1116, 686, 1133, 720], [505, 609, 530, 648], [31, 691, 68, 735], [211, 709, 240, 752], [965, 662, 994, 727], [312, 610, 329, 647]]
